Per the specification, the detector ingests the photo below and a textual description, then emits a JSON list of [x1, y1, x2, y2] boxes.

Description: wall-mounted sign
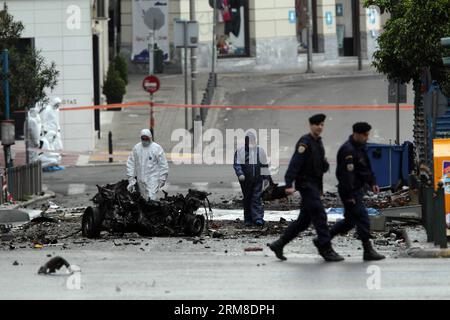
[[288, 10, 296, 24], [132, 0, 169, 62], [325, 11, 333, 25], [336, 4, 343, 16]]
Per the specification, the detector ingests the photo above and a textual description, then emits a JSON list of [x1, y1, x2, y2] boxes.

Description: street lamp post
[[306, 0, 314, 73]]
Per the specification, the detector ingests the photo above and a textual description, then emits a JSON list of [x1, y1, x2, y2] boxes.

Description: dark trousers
[[240, 177, 264, 223], [281, 182, 331, 246], [330, 190, 371, 242]]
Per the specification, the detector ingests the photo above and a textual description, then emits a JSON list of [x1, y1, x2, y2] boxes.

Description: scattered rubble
[[244, 247, 263, 252]]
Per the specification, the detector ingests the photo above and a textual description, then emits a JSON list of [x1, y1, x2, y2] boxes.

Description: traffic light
[[442, 37, 450, 67]]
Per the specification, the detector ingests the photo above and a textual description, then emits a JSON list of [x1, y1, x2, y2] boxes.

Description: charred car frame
[[82, 180, 212, 238]]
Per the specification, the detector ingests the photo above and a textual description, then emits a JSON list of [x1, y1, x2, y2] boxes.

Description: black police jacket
[[336, 135, 376, 200], [285, 133, 329, 190]]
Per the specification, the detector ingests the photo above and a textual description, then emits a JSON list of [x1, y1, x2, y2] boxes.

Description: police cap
[[353, 122, 372, 133], [309, 113, 326, 125]]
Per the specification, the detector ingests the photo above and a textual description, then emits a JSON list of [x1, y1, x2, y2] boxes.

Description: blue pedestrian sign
[[369, 9, 376, 24], [288, 10, 296, 24], [325, 12, 333, 25]]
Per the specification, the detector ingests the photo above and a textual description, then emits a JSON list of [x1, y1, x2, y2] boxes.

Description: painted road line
[[164, 183, 181, 191], [67, 184, 87, 195], [191, 182, 209, 191], [231, 182, 241, 190]]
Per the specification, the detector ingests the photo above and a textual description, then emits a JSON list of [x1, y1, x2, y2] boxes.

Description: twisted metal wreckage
[[82, 180, 213, 238]]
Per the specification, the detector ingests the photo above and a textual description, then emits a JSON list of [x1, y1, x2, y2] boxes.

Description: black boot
[[362, 240, 386, 261], [313, 238, 344, 262], [267, 238, 287, 261]]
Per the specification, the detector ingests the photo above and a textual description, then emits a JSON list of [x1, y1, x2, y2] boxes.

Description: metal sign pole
[[190, 1, 198, 128], [150, 92, 155, 140], [306, 0, 313, 73], [184, 21, 189, 132], [211, 0, 217, 85], [2, 49, 12, 170], [396, 80, 400, 145], [149, 29, 155, 139]]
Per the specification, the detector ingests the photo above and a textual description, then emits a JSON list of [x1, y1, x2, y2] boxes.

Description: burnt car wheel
[[185, 215, 205, 236], [137, 226, 153, 237], [82, 206, 103, 238]]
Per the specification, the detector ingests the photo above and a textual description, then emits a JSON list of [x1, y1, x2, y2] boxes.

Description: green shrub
[[103, 65, 126, 104], [114, 54, 128, 85]]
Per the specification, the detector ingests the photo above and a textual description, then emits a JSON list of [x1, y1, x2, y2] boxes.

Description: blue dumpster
[[366, 142, 412, 190]]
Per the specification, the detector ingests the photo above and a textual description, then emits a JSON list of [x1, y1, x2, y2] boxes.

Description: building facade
[[5, 0, 113, 152], [119, 0, 387, 73]]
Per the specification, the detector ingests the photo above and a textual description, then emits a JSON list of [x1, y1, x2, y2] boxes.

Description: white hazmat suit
[[27, 108, 42, 163], [38, 130, 62, 168], [126, 129, 169, 200], [40, 97, 63, 151]]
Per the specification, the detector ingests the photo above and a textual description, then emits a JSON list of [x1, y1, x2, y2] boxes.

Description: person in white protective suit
[[27, 107, 42, 163], [126, 129, 169, 200], [40, 97, 63, 151], [38, 130, 62, 168]]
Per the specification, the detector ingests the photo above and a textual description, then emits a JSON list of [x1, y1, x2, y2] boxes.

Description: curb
[[405, 247, 450, 258], [402, 228, 450, 258], [12, 191, 56, 209]]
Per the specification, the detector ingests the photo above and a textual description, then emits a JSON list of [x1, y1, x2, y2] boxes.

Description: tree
[[0, 4, 59, 112], [364, 0, 450, 163], [364, 0, 450, 90]]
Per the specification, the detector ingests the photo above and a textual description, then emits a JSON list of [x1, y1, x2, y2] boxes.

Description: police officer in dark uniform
[[268, 114, 344, 262], [330, 122, 385, 261]]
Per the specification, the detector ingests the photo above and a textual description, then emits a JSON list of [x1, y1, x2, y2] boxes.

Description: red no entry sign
[[142, 75, 160, 94]]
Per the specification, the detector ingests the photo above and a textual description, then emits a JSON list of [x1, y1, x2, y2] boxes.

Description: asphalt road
[[0, 241, 449, 299], [217, 73, 414, 190]]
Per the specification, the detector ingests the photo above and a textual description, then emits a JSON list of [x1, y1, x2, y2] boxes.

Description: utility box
[[366, 144, 401, 189], [432, 138, 450, 227], [1, 120, 15, 146]]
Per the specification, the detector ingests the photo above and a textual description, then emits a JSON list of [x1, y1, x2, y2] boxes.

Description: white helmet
[[140, 129, 152, 139], [29, 108, 38, 117], [52, 97, 62, 108]]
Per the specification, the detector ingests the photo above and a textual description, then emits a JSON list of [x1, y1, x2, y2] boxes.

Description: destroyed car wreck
[[82, 180, 212, 238]]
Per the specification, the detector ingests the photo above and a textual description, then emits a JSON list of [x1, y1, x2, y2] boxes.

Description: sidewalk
[[403, 225, 450, 258]]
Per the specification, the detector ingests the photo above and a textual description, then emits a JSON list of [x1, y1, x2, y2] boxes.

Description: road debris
[[12, 260, 19, 266], [244, 247, 263, 252], [38, 256, 71, 275]]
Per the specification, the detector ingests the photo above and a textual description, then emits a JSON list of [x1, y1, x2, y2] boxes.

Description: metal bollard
[[433, 182, 448, 248], [108, 131, 113, 163]]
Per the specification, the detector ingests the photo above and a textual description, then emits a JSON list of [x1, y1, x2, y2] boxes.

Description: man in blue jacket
[[233, 131, 269, 227]]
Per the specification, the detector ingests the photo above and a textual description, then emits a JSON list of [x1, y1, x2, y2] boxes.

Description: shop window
[[213, 0, 249, 58]]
